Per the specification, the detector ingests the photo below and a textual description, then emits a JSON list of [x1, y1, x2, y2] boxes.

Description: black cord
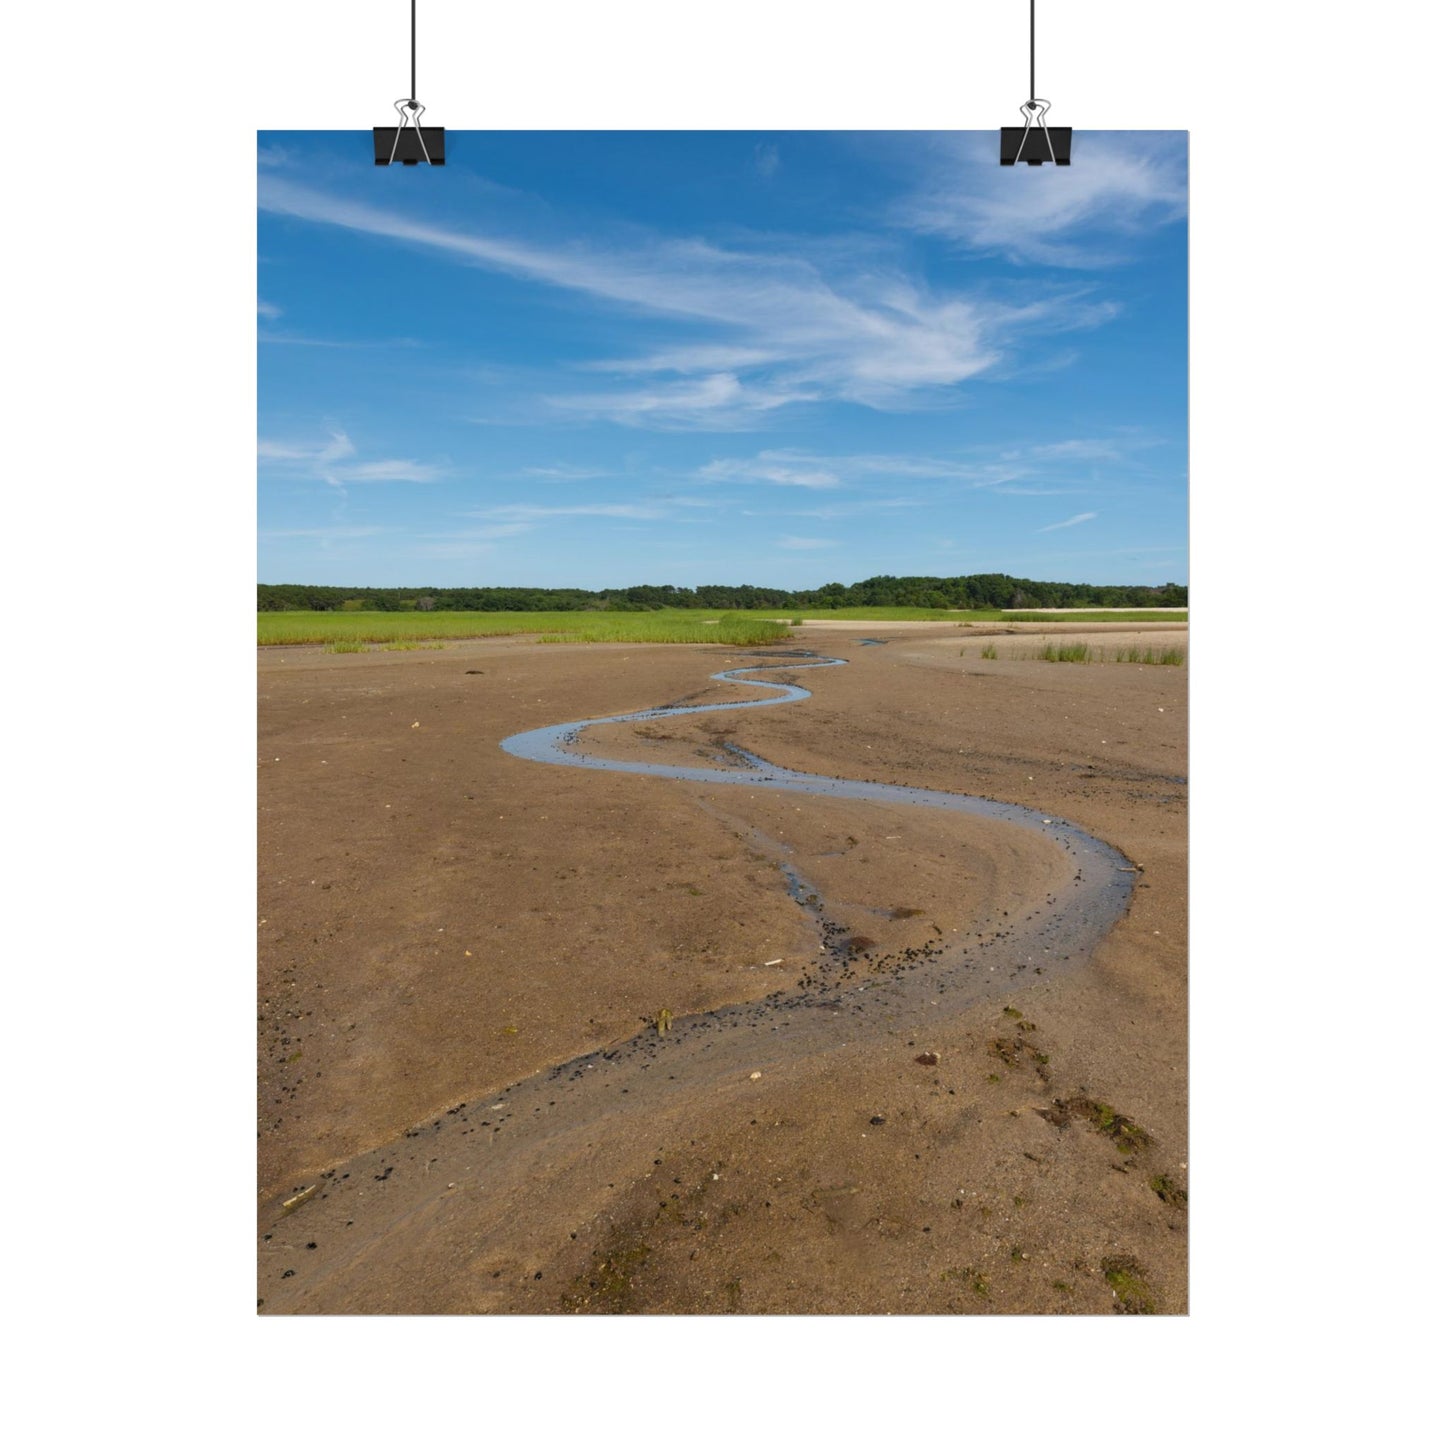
[[1030, 0, 1036, 103], [411, 0, 417, 104]]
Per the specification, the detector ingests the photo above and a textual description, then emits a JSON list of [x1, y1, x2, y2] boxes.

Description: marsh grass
[[262, 604, 1187, 645], [1037, 640, 1093, 663], [263, 610, 789, 647], [534, 613, 790, 645], [1115, 644, 1185, 665], [980, 643, 998, 660], [1014, 640, 1186, 665]]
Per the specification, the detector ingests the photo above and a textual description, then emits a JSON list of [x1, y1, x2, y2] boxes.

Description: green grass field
[[259, 610, 791, 647], [258, 605, 1188, 647]]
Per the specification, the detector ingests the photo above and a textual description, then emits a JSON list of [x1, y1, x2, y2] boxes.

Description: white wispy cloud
[[519, 464, 611, 481], [1029, 438, 1122, 460], [700, 452, 844, 489], [436, 523, 533, 539], [409, 524, 534, 558], [339, 459, 443, 483], [257, 333, 425, 350], [697, 448, 1030, 491], [258, 432, 354, 465], [1039, 511, 1099, 532], [257, 175, 1109, 427], [592, 344, 778, 376], [777, 496, 930, 519], [257, 299, 283, 321], [898, 133, 1187, 267], [470, 503, 666, 522], [257, 429, 442, 490], [991, 485, 1076, 496], [548, 374, 815, 431], [260, 525, 385, 540], [673, 438, 1154, 524]]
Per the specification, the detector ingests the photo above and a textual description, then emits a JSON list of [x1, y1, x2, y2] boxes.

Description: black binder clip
[[1001, 99, 1072, 166], [374, 99, 445, 166]]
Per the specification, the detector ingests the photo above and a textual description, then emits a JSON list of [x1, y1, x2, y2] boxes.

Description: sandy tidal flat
[[257, 623, 1187, 1314]]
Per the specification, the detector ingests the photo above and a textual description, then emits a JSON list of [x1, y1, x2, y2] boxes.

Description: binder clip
[[374, 99, 445, 166], [1000, 99, 1072, 166]]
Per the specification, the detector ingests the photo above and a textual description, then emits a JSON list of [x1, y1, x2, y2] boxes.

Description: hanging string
[[1030, 0, 1036, 103], [376, 0, 441, 163], [1002, 0, 1066, 165]]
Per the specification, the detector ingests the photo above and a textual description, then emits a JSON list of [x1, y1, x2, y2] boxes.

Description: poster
[[258, 130, 1187, 1314]]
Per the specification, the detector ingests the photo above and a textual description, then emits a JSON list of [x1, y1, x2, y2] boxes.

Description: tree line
[[258, 575, 1186, 613]]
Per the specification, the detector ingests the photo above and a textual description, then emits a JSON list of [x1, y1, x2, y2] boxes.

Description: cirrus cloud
[[1039, 511, 1099, 532], [899, 133, 1186, 267], [258, 174, 1113, 429]]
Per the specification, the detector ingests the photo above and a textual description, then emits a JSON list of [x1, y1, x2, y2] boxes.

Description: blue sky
[[258, 131, 1186, 589]]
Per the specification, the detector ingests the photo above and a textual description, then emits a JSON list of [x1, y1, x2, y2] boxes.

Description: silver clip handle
[[1014, 100, 1056, 166], [389, 98, 433, 166]]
